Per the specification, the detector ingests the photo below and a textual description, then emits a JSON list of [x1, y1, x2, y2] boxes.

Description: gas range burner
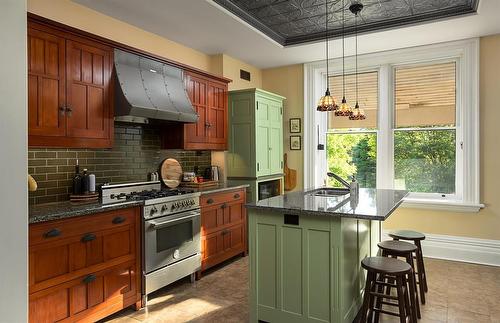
[[101, 181, 195, 204], [124, 188, 195, 201]]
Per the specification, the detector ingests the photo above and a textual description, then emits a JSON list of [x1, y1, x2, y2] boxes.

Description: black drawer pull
[[234, 193, 240, 199], [44, 228, 61, 238], [112, 216, 125, 224], [221, 202, 228, 209], [82, 274, 96, 284], [221, 229, 229, 235], [207, 198, 214, 204], [81, 233, 96, 243]]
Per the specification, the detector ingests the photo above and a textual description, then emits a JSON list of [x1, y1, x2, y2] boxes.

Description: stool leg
[[373, 274, 385, 323], [395, 276, 406, 323], [367, 273, 378, 322], [407, 271, 419, 323], [402, 275, 412, 323], [415, 240, 428, 293], [415, 247, 426, 304], [406, 254, 421, 319], [360, 271, 373, 322]]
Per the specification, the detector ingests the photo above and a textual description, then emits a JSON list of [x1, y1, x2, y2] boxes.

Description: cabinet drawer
[[201, 189, 245, 207], [29, 208, 136, 246], [201, 199, 245, 235], [29, 208, 139, 293], [29, 261, 138, 323]]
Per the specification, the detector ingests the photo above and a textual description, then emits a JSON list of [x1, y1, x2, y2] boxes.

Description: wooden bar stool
[[389, 230, 428, 304], [360, 257, 418, 323], [378, 240, 421, 320]]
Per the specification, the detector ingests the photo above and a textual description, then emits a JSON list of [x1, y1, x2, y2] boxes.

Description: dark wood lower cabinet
[[29, 207, 141, 322], [199, 188, 247, 274]]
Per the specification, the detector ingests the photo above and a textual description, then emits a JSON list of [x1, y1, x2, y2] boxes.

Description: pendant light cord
[[325, 0, 329, 92], [342, 0, 345, 99], [355, 9, 359, 107]]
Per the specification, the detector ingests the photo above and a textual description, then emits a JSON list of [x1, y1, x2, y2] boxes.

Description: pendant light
[[349, 2, 366, 120], [335, 0, 353, 117], [317, 0, 338, 112]]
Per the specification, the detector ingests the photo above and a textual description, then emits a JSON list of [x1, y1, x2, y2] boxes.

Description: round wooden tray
[[160, 158, 182, 188]]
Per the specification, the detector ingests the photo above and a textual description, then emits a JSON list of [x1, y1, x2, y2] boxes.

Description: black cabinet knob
[[221, 202, 228, 209], [112, 216, 125, 224], [44, 228, 61, 238], [207, 198, 214, 204], [81, 233, 96, 243], [234, 193, 240, 199], [82, 274, 96, 284]]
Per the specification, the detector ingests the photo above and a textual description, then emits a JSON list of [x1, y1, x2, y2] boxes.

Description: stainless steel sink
[[310, 188, 350, 197]]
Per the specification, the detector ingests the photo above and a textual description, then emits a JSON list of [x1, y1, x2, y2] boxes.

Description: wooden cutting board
[[284, 153, 297, 191], [160, 158, 182, 188]]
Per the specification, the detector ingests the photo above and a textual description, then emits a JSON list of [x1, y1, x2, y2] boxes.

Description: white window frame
[[304, 38, 483, 212]]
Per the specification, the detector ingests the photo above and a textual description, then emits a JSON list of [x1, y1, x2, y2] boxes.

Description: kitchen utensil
[[183, 172, 196, 182], [160, 158, 182, 188], [284, 153, 297, 191], [211, 166, 220, 182]]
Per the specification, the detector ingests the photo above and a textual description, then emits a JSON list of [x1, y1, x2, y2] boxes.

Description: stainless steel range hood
[[114, 49, 198, 123]]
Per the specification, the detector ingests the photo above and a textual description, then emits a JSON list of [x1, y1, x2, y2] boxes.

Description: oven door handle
[[149, 212, 199, 230]]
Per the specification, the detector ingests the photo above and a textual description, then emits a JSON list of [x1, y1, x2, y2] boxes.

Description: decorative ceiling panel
[[213, 0, 479, 46]]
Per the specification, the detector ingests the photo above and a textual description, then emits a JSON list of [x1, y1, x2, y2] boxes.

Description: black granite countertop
[[245, 188, 408, 221], [188, 183, 249, 195], [29, 200, 144, 224]]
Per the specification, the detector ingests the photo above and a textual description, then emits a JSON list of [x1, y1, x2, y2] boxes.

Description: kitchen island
[[245, 188, 408, 323]]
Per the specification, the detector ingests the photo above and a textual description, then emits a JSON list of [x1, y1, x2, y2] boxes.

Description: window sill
[[401, 198, 485, 213]]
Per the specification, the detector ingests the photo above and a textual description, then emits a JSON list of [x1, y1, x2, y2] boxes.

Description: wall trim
[[382, 230, 500, 267]]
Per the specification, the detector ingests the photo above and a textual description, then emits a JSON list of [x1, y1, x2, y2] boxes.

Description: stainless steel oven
[[142, 193, 202, 298], [144, 209, 200, 273]]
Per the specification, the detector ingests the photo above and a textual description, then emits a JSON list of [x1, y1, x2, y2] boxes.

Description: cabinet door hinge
[[280, 107, 283, 115], [256, 102, 259, 110], [281, 161, 283, 169], [257, 163, 260, 171]]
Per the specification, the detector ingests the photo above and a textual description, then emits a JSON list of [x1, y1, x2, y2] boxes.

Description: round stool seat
[[378, 240, 418, 254], [389, 230, 425, 241], [361, 256, 411, 275]]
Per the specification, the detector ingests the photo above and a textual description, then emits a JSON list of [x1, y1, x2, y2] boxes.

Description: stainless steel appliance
[[101, 181, 201, 304]]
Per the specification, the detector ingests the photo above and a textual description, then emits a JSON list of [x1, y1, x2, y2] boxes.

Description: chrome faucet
[[327, 172, 350, 189]]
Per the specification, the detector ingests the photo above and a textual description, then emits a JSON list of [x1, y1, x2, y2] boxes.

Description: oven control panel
[[143, 197, 200, 220]]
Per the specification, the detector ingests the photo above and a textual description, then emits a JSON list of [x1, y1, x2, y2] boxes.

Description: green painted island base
[[249, 209, 381, 323]]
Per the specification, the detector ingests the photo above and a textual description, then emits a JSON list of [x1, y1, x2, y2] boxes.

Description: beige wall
[[222, 54, 262, 91], [262, 64, 304, 191]]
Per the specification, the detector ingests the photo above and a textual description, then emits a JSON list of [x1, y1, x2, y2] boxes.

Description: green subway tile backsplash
[[28, 123, 212, 205]]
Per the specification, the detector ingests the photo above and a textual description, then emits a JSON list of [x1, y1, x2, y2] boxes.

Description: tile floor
[[103, 256, 500, 323]]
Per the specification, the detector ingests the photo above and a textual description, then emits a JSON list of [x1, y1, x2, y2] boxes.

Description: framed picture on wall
[[290, 135, 301, 150], [289, 118, 301, 133]]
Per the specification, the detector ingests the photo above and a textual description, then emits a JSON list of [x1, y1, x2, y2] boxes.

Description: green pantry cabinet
[[249, 210, 380, 323], [227, 89, 285, 202]]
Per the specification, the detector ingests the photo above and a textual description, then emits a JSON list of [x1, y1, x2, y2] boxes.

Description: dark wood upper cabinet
[[28, 27, 66, 138], [28, 21, 113, 148], [162, 71, 229, 150]]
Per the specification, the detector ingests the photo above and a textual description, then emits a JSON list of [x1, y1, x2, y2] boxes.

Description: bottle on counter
[[72, 160, 83, 195], [82, 168, 90, 194], [88, 173, 96, 193], [350, 176, 359, 196]]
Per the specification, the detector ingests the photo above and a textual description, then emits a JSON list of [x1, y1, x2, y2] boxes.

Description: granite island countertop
[[29, 183, 250, 224], [246, 188, 408, 221]]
